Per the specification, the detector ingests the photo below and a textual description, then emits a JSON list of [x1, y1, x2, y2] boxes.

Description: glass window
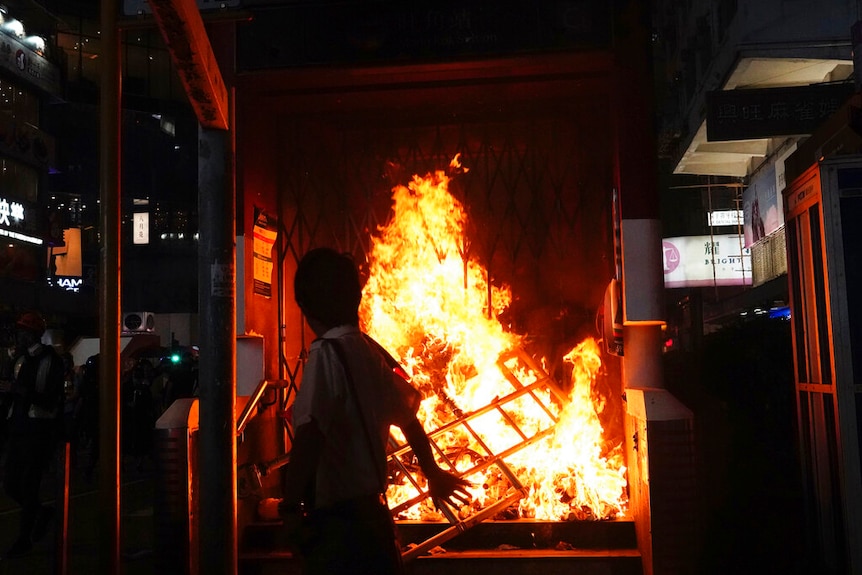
[[0, 157, 38, 203], [0, 77, 39, 125], [56, 18, 102, 87]]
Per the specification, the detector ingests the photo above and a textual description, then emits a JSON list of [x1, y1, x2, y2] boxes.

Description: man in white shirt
[[270, 247, 471, 575]]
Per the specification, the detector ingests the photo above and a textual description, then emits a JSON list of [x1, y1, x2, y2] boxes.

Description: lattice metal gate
[[250, 63, 620, 553], [273, 99, 616, 384]]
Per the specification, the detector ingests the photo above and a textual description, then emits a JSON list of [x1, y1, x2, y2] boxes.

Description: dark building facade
[[0, 3, 69, 343], [1, 1, 201, 345]]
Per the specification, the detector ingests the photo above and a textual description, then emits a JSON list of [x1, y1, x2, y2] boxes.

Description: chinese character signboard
[[133, 212, 149, 245], [706, 83, 854, 142], [0, 33, 60, 95], [707, 209, 742, 227], [0, 194, 41, 245], [663, 234, 752, 288]]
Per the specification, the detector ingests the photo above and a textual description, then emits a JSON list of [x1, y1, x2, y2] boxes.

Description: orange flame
[[361, 154, 627, 521]]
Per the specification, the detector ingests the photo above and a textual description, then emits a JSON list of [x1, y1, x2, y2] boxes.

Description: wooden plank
[[147, 0, 229, 129]]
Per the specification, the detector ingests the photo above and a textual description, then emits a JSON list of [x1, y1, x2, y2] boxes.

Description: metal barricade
[[388, 347, 568, 561]]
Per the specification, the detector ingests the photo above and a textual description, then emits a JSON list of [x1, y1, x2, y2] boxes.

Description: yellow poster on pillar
[[252, 208, 277, 298]]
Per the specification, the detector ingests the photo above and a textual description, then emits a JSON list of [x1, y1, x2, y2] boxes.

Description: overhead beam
[[147, 0, 229, 129]]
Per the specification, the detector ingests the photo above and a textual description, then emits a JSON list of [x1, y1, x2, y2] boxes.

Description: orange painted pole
[[54, 440, 71, 575], [99, 0, 122, 571]]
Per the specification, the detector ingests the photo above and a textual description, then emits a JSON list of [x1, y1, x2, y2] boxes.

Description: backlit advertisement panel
[[663, 234, 751, 288], [743, 165, 782, 248]]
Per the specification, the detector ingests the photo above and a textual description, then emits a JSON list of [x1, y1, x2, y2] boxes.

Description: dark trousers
[[302, 494, 403, 575], [3, 423, 56, 544]]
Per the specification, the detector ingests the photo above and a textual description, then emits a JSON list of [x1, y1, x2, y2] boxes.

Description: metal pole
[[197, 125, 237, 575], [99, 0, 122, 571], [53, 440, 71, 575]]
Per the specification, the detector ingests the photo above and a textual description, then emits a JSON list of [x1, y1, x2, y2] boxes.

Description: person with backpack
[[0, 311, 66, 559]]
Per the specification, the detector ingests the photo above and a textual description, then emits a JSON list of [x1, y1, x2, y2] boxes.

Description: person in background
[[76, 354, 100, 481], [60, 352, 81, 464], [0, 344, 15, 460], [259, 247, 472, 575], [122, 359, 155, 471], [149, 356, 173, 418], [163, 351, 197, 408], [0, 312, 65, 559]]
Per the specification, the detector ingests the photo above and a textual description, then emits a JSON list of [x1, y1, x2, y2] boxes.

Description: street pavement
[[0, 442, 156, 575]]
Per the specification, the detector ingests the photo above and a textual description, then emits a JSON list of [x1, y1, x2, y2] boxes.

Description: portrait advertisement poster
[[252, 208, 277, 298], [742, 165, 782, 248], [662, 234, 752, 288]]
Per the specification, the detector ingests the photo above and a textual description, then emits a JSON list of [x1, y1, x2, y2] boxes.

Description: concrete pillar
[[612, 2, 699, 574]]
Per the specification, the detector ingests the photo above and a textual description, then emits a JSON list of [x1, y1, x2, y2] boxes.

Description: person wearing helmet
[[0, 311, 65, 559]]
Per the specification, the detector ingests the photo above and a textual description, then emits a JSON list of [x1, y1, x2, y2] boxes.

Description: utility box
[[236, 334, 264, 396], [153, 335, 264, 573], [784, 155, 862, 574], [153, 398, 200, 575]]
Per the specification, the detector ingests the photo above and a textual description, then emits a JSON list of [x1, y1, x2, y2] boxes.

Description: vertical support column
[[54, 441, 71, 575], [198, 126, 237, 575], [98, 0, 121, 571], [612, 0, 665, 365], [613, 2, 698, 574], [852, 21, 862, 92]]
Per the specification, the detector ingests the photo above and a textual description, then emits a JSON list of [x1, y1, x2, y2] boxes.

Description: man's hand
[[424, 466, 473, 511], [400, 416, 474, 510]]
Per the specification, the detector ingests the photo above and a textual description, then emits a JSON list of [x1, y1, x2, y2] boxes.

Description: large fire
[[360, 155, 628, 523]]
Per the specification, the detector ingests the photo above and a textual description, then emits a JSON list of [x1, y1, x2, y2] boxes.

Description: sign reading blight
[[133, 212, 149, 244], [663, 234, 751, 288], [0, 195, 42, 245]]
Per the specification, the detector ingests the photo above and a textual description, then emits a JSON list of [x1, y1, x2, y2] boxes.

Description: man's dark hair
[[294, 247, 361, 328]]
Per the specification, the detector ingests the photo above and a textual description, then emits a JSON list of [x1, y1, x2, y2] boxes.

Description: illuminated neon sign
[[0, 194, 42, 245], [0, 196, 24, 226], [47, 276, 83, 292]]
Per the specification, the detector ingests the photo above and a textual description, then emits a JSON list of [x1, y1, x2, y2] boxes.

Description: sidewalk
[[0, 442, 156, 575]]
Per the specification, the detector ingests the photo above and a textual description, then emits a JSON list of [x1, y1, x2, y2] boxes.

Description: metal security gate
[[234, 48, 631, 565], [268, 95, 616, 393]]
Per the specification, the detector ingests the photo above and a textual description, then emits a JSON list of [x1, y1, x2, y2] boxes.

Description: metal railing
[[236, 378, 290, 437], [236, 378, 293, 499]]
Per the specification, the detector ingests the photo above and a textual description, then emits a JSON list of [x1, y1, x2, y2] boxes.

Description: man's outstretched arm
[[400, 417, 472, 510]]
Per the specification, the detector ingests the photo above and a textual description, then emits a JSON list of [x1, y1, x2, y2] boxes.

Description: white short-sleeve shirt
[[292, 324, 421, 509]]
